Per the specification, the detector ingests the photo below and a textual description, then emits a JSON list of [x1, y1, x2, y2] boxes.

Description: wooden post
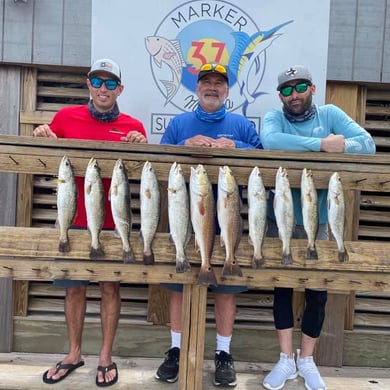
[[179, 284, 207, 390], [0, 277, 13, 352]]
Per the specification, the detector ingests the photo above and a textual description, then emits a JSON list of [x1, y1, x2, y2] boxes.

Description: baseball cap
[[197, 63, 229, 83], [88, 58, 121, 82], [277, 65, 312, 90]]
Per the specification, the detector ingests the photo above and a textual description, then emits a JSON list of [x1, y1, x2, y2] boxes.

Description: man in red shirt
[[34, 58, 147, 387]]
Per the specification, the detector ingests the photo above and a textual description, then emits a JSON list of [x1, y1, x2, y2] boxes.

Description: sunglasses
[[280, 82, 311, 97], [199, 63, 227, 75], [89, 77, 120, 90]]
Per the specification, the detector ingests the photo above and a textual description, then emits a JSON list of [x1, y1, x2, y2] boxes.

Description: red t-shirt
[[50, 105, 147, 228]]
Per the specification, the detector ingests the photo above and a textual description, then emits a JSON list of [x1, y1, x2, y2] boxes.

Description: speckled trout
[[84, 157, 105, 259], [110, 159, 135, 264], [190, 164, 217, 286], [327, 172, 349, 262], [247, 166, 267, 268], [274, 167, 294, 265], [301, 168, 319, 260], [168, 162, 191, 273], [217, 166, 243, 277], [56, 156, 77, 252], [140, 161, 160, 265]]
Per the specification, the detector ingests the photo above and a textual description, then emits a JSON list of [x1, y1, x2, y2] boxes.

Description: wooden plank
[[20, 111, 56, 125], [32, 0, 63, 64], [2, 0, 33, 63], [37, 86, 90, 99], [179, 284, 207, 390], [315, 294, 347, 366], [353, 0, 385, 82], [1, 353, 390, 390], [62, 0, 91, 66], [146, 284, 170, 325], [0, 278, 12, 352], [361, 194, 390, 208], [326, 83, 358, 120], [326, 0, 356, 80]]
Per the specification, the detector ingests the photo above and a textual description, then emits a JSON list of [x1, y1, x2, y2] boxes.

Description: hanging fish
[[301, 168, 319, 260], [84, 157, 105, 259], [327, 172, 349, 262], [217, 166, 243, 277], [140, 161, 160, 265], [247, 166, 267, 268], [167, 162, 191, 273], [274, 167, 294, 265], [190, 164, 217, 286], [110, 159, 135, 264], [56, 156, 77, 253]]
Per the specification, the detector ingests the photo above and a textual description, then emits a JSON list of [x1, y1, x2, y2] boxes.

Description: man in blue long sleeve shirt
[[156, 63, 262, 388], [261, 65, 375, 390]]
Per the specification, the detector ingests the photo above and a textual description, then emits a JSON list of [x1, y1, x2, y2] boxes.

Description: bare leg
[[44, 286, 86, 381], [214, 293, 235, 337], [170, 291, 183, 333], [276, 328, 294, 358], [300, 333, 317, 358], [96, 281, 121, 384]]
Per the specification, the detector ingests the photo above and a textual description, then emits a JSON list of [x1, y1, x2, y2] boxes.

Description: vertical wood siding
[[0, 0, 389, 83]]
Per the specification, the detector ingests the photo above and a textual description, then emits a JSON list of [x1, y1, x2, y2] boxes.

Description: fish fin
[[184, 221, 193, 247], [252, 255, 265, 269], [306, 246, 318, 260], [197, 264, 218, 286], [58, 239, 70, 253], [222, 260, 243, 277], [89, 245, 105, 260], [153, 57, 162, 68], [123, 248, 136, 264], [85, 184, 92, 195], [281, 253, 293, 265], [197, 201, 205, 216], [176, 256, 191, 273], [338, 248, 349, 263], [220, 235, 225, 247], [143, 251, 155, 265], [145, 189, 152, 199]]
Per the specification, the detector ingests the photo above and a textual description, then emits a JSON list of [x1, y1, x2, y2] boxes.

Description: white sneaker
[[297, 349, 327, 390], [263, 352, 298, 390]]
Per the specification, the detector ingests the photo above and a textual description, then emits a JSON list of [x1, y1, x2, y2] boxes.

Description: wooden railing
[[0, 135, 390, 390]]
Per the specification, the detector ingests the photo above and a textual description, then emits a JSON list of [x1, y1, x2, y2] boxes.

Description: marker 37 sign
[[145, 0, 292, 116]]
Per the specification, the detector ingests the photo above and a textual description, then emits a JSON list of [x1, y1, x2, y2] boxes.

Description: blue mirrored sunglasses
[[89, 77, 120, 90]]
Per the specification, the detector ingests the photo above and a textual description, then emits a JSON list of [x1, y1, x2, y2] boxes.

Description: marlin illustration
[[145, 35, 186, 105], [230, 20, 293, 115]]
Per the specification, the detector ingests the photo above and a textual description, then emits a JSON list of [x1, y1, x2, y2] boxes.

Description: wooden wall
[[0, 65, 385, 368], [1, 0, 390, 83]]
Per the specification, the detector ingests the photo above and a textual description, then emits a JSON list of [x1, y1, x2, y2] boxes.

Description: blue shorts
[[53, 279, 89, 288], [161, 283, 247, 294]]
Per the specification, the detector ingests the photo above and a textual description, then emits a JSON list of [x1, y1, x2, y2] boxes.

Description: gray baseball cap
[[88, 58, 121, 82], [277, 65, 312, 90]]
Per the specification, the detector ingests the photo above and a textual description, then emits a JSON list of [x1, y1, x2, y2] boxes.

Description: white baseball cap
[[88, 58, 121, 82]]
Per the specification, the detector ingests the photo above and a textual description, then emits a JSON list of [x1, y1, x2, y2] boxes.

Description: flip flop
[[42, 360, 85, 384], [95, 362, 118, 387]]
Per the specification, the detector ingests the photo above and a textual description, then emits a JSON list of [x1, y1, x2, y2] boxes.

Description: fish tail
[[58, 238, 70, 253], [176, 256, 191, 273], [252, 255, 265, 269], [197, 265, 218, 286], [281, 252, 293, 265], [123, 248, 136, 264], [89, 245, 105, 259], [143, 251, 155, 265], [306, 246, 318, 260], [338, 248, 349, 263], [222, 260, 243, 277]]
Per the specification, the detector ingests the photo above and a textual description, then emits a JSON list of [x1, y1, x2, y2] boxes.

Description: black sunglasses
[[89, 77, 120, 91], [280, 82, 311, 97]]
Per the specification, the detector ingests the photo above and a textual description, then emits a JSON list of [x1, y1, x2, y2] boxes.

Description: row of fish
[[56, 156, 160, 265], [274, 167, 348, 265], [56, 158, 347, 287]]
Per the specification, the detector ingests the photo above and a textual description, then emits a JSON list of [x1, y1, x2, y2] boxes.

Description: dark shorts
[[161, 283, 247, 294], [53, 279, 89, 288]]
